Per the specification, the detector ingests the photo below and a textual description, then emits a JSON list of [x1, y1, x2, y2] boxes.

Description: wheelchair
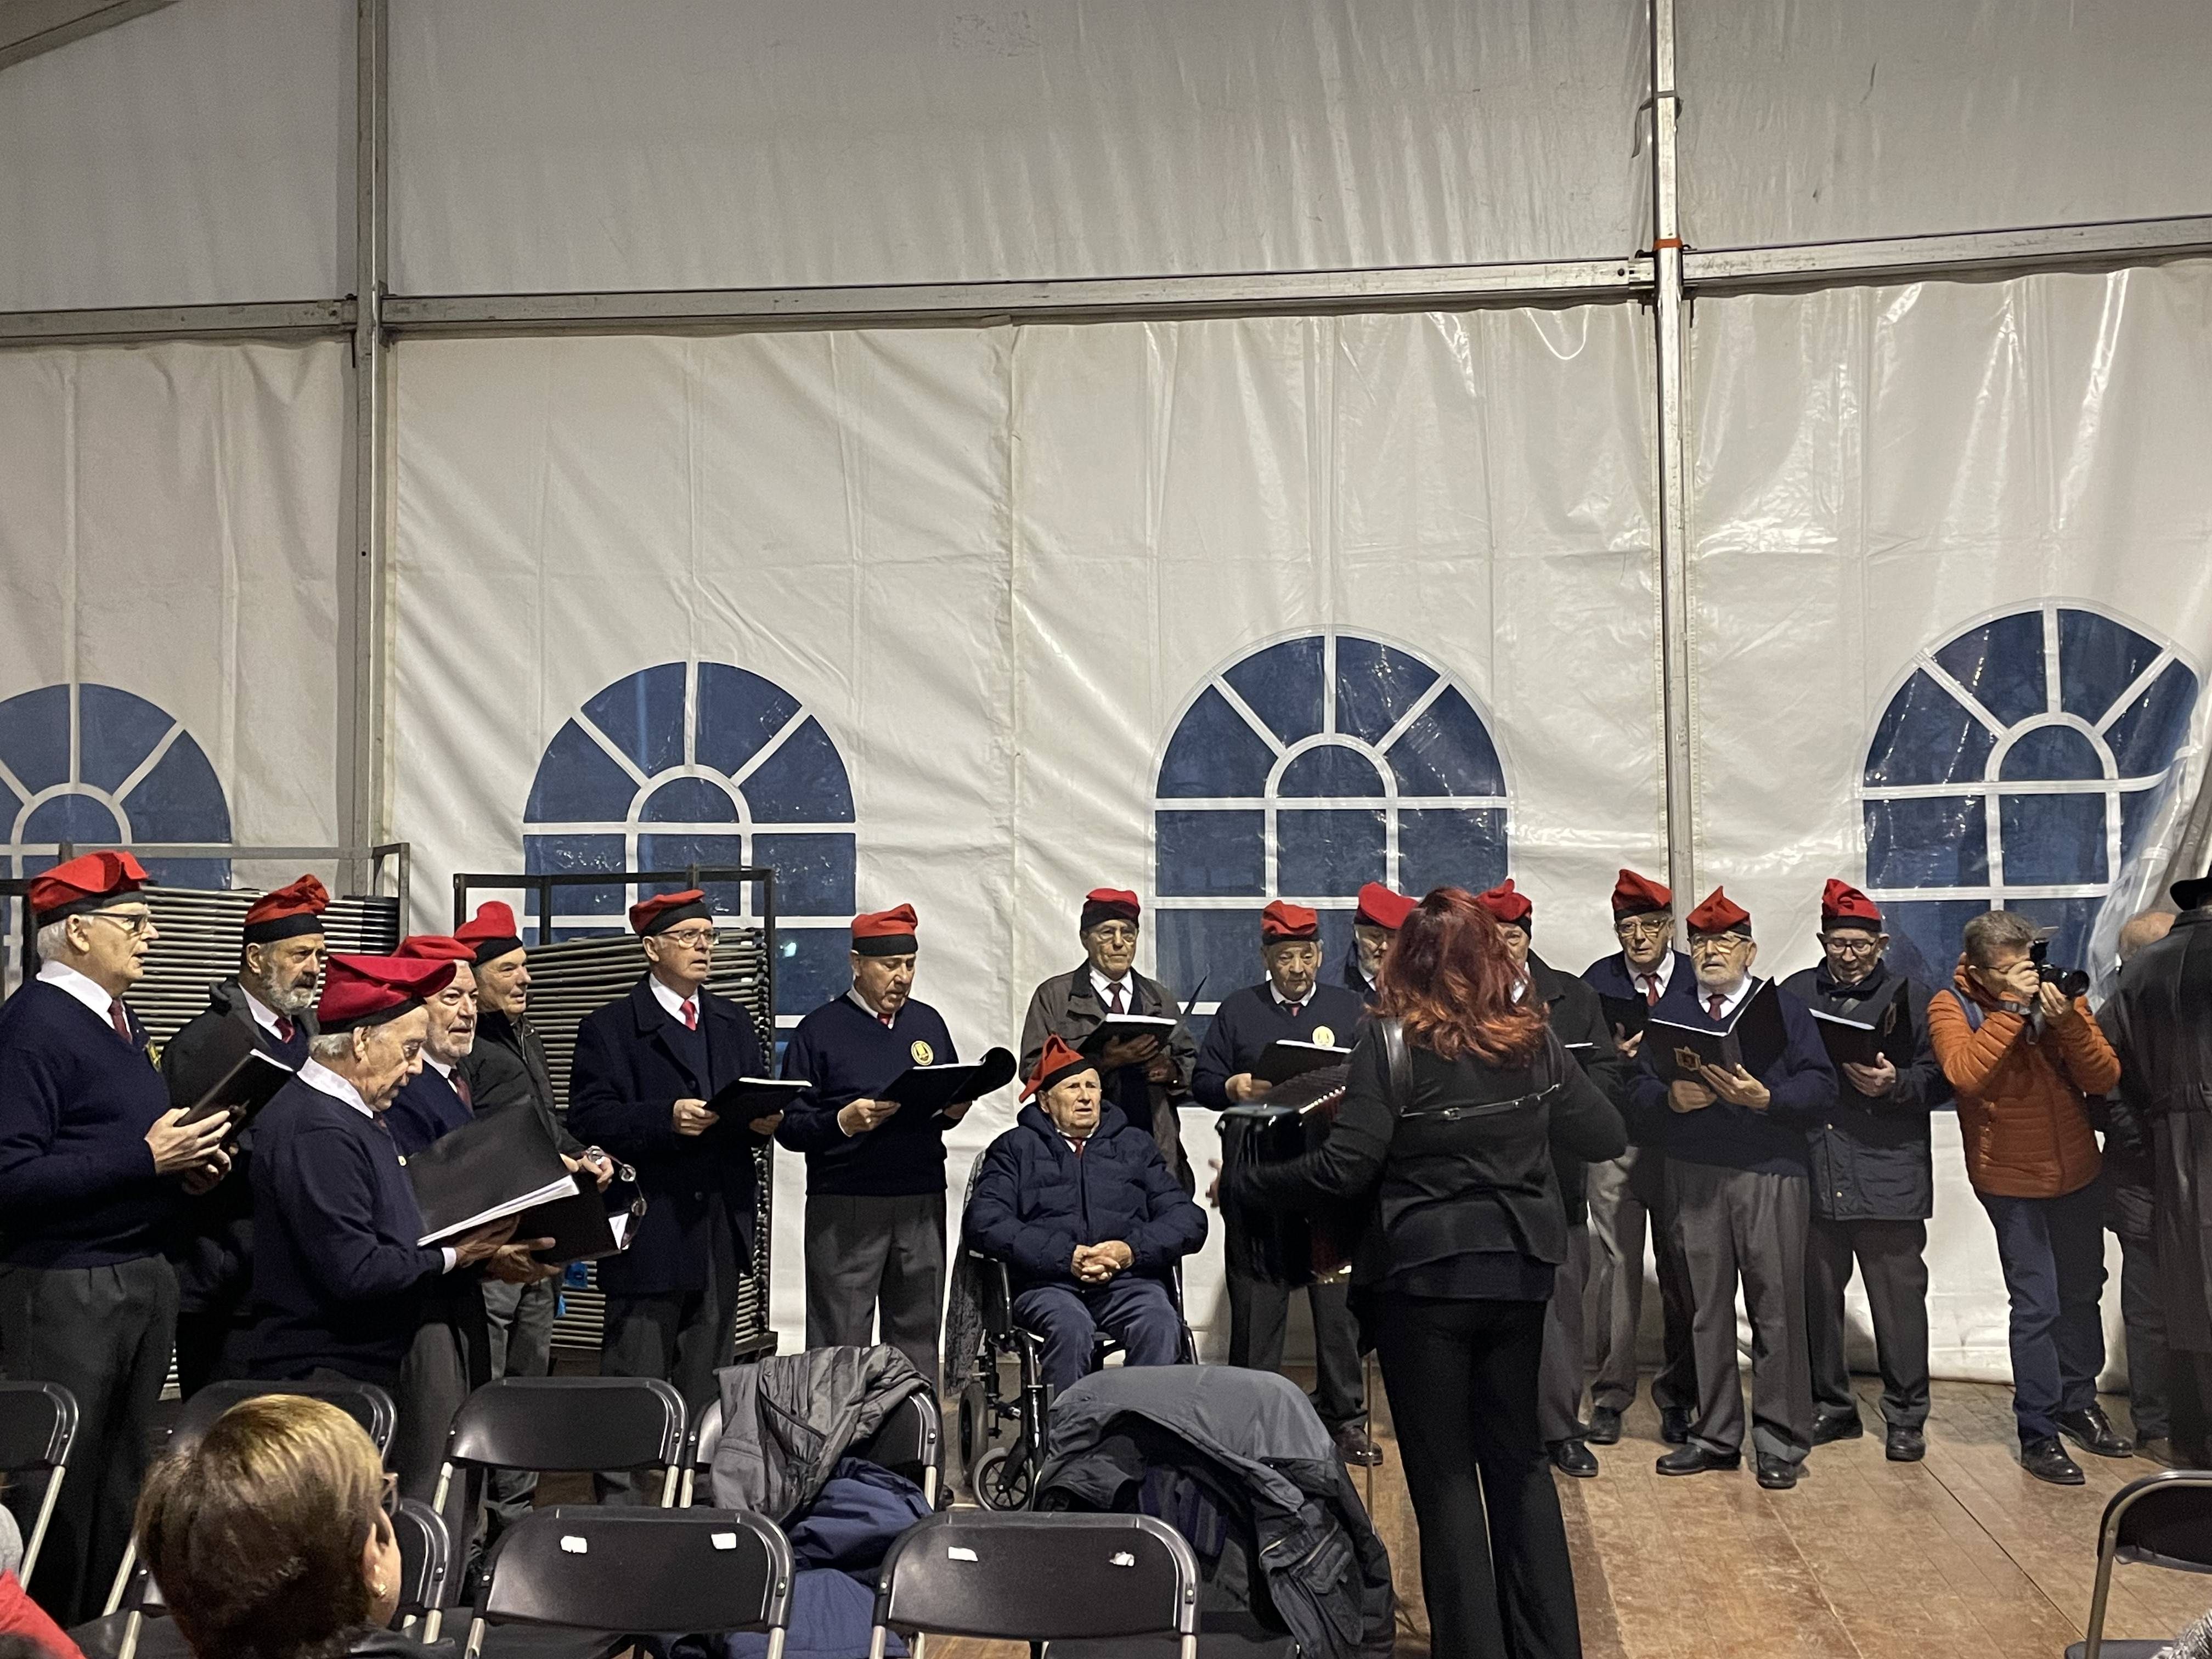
[[956, 1250, 1195, 1513]]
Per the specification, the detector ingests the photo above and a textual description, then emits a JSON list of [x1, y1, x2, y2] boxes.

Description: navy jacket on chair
[[567, 976, 768, 1297]]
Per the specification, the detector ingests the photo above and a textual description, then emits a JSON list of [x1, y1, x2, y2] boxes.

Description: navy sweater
[[778, 995, 959, 1196], [1629, 977, 1836, 1176], [249, 1075, 448, 1384], [385, 1064, 472, 1158], [1191, 980, 1368, 1110], [0, 980, 176, 1267]]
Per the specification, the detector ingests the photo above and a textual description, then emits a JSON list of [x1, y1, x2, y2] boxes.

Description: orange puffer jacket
[[1926, 966, 2118, 1199]]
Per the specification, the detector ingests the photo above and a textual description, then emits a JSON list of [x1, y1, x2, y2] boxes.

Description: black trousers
[[1583, 1147, 1699, 1413], [1224, 1217, 1363, 1426], [2170, 1350, 2212, 1468], [597, 1198, 741, 1503], [1372, 1294, 1579, 1659], [2117, 1232, 2172, 1442], [0, 1256, 178, 1624], [1805, 1216, 1931, 1430]]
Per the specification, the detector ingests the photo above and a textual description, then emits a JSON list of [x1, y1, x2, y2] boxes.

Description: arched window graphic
[[0, 681, 233, 958], [1152, 632, 1509, 1005], [522, 661, 857, 1021], [1863, 604, 2200, 975]]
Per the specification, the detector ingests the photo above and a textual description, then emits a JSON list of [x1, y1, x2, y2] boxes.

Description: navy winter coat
[[964, 1102, 1207, 1291]]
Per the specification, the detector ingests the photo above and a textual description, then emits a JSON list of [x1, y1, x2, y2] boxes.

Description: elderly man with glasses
[[568, 889, 778, 1499], [1778, 881, 1950, 1462], [1632, 888, 1836, 1491], [0, 852, 236, 1621]]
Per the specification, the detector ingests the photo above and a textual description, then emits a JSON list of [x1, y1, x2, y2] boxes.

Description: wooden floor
[[941, 1373, 2203, 1659]]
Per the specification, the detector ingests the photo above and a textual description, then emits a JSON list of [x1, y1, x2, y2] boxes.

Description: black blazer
[[567, 977, 767, 1297]]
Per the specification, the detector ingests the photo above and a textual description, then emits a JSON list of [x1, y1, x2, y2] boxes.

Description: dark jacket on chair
[[964, 1102, 1207, 1293], [567, 977, 768, 1298]]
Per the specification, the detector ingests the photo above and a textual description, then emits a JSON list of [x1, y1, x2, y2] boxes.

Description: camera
[[2029, 938, 2090, 1001]]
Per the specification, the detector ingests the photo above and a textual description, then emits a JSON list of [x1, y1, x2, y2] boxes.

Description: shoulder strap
[[1378, 1016, 1412, 1114], [1944, 985, 1984, 1033]]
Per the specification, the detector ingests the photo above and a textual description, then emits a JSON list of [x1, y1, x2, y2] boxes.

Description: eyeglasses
[[1821, 934, 1884, 956], [89, 910, 156, 939], [1615, 917, 1672, 939], [1087, 924, 1138, 945], [658, 928, 716, 950]]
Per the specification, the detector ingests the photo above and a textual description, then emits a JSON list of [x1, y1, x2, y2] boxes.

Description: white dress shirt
[[239, 983, 291, 1040], [1699, 974, 1757, 1022], [648, 974, 699, 1026], [36, 958, 117, 1021], [1090, 968, 1135, 1012], [1625, 951, 1678, 1002]]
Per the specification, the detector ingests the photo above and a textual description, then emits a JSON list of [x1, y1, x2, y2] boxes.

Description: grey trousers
[[482, 1276, 559, 1528], [1583, 1146, 1699, 1413], [598, 1198, 740, 1503], [1668, 1159, 1814, 1463], [389, 1319, 476, 1548], [1538, 1223, 1592, 1445], [0, 1256, 178, 1625], [803, 1191, 946, 1389], [1805, 1216, 1931, 1430]]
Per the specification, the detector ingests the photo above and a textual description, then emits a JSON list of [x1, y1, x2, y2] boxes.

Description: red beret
[[1080, 888, 1141, 931], [317, 953, 455, 1033], [29, 849, 150, 927], [1820, 879, 1883, 929], [852, 904, 919, 957], [455, 901, 526, 964], [1022, 1034, 1099, 1101], [396, 934, 476, 963], [1353, 883, 1416, 932], [630, 888, 712, 938], [1611, 869, 1673, 918], [241, 874, 330, 944], [1260, 900, 1320, 942], [1474, 879, 1533, 928], [1685, 887, 1752, 936]]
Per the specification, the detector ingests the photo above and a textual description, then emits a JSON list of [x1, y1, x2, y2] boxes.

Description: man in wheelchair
[[965, 1036, 1207, 1389]]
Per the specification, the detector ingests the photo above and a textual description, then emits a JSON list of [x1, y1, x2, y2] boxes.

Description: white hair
[[308, 1031, 356, 1062], [33, 918, 76, 962]]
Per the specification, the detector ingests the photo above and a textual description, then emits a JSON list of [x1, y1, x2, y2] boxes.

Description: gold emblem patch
[[910, 1039, 935, 1065], [1673, 1047, 1706, 1076], [1311, 1026, 1336, 1048]]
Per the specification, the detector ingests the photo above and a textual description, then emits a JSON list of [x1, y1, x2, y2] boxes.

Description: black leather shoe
[[1812, 1412, 1865, 1446], [1658, 1406, 1694, 1446], [1755, 1453, 1799, 1489], [2056, 1406, 2133, 1459], [1885, 1425, 1926, 1462], [1333, 1421, 1384, 1468], [1585, 1405, 1623, 1446], [2135, 1435, 2175, 1465], [1549, 1438, 1599, 1478], [1656, 1443, 1739, 1476], [2019, 1436, 2085, 1485]]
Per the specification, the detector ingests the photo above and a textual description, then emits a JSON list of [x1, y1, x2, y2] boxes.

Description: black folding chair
[[0, 1381, 77, 1593], [681, 1387, 943, 1509], [97, 1378, 398, 1621], [465, 1507, 794, 1659], [868, 1511, 1198, 1659], [433, 1375, 689, 1515], [2067, 1469, 2212, 1659]]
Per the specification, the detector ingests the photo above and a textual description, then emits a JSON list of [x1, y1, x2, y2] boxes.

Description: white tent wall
[[0, 0, 350, 311], [390, 306, 1656, 1353], [1677, 0, 2212, 250], [0, 341, 350, 896], [390, 0, 1645, 294], [1686, 261, 2212, 1379]]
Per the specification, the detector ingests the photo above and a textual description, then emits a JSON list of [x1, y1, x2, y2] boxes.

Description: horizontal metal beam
[[0, 0, 177, 72], [0, 298, 354, 348], [1684, 215, 2212, 294], [381, 258, 1654, 336]]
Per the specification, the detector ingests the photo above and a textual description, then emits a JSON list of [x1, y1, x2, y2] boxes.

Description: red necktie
[[109, 1000, 131, 1043], [1708, 994, 1725, 1020], [1641, 975, 1661, 1006], [681, 999, 698, 1031], [1107, 984, 1126, 1015], [1286, 1002, 1302, 1019], [879, 1011, 894, 1029], [454, 1073, 473, 1109], [274, 1015, 296, 1043]]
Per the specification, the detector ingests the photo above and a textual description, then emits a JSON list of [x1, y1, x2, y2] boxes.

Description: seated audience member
[[133, 1393, 430, 1659], [1, 1504, 83, 1659], [1928, 909, 2126, 1484], [965, 1036, 1207, 1390]]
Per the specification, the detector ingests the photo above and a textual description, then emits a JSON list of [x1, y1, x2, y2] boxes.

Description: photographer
[[1927, 910, 2124, 1485]]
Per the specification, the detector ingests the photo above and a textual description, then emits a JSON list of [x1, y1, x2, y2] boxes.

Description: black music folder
[[520, 1171, 642, 1266], [176, 1046, 295, 1129], [881, 1047, 1017, 1118], [1809, 980, 1915, 1069], [705, 1076, 810, 1119], [1251, 1040, 1353, 1086], [405, 1101, 578, 1247], [1645, 981, 1788, 1086], [1079, 1014, 1177, 1057], [1598, 992, 1652, 1041]]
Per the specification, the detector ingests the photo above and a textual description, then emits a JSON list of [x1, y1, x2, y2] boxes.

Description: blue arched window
[[0, 681, 233, 962], [523, 661, 857, 1020], [1863, 604, 2199, 974], [1152, 631, 1509, 1003]]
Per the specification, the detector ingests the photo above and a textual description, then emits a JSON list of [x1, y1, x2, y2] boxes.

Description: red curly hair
[[1374, 886, 1548, 1064]]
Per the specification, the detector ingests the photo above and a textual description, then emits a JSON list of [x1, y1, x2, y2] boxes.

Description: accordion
[[1221, 1062, 1361, 1288]]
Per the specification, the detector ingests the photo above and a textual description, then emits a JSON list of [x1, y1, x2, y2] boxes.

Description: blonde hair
[[135, 1395, 385, 1659]]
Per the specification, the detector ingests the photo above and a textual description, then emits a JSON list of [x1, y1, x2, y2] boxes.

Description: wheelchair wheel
[[970, 1443, 1032, 1511], [957, 1380, 989, 1477]]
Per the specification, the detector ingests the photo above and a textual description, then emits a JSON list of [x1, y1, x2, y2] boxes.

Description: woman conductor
[[1229, 887, 1626, 1659]]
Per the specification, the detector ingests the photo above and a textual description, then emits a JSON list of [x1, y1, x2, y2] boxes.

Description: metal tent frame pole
[[1647, 0, 1696, 907], [340, 0, 390, 900]]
